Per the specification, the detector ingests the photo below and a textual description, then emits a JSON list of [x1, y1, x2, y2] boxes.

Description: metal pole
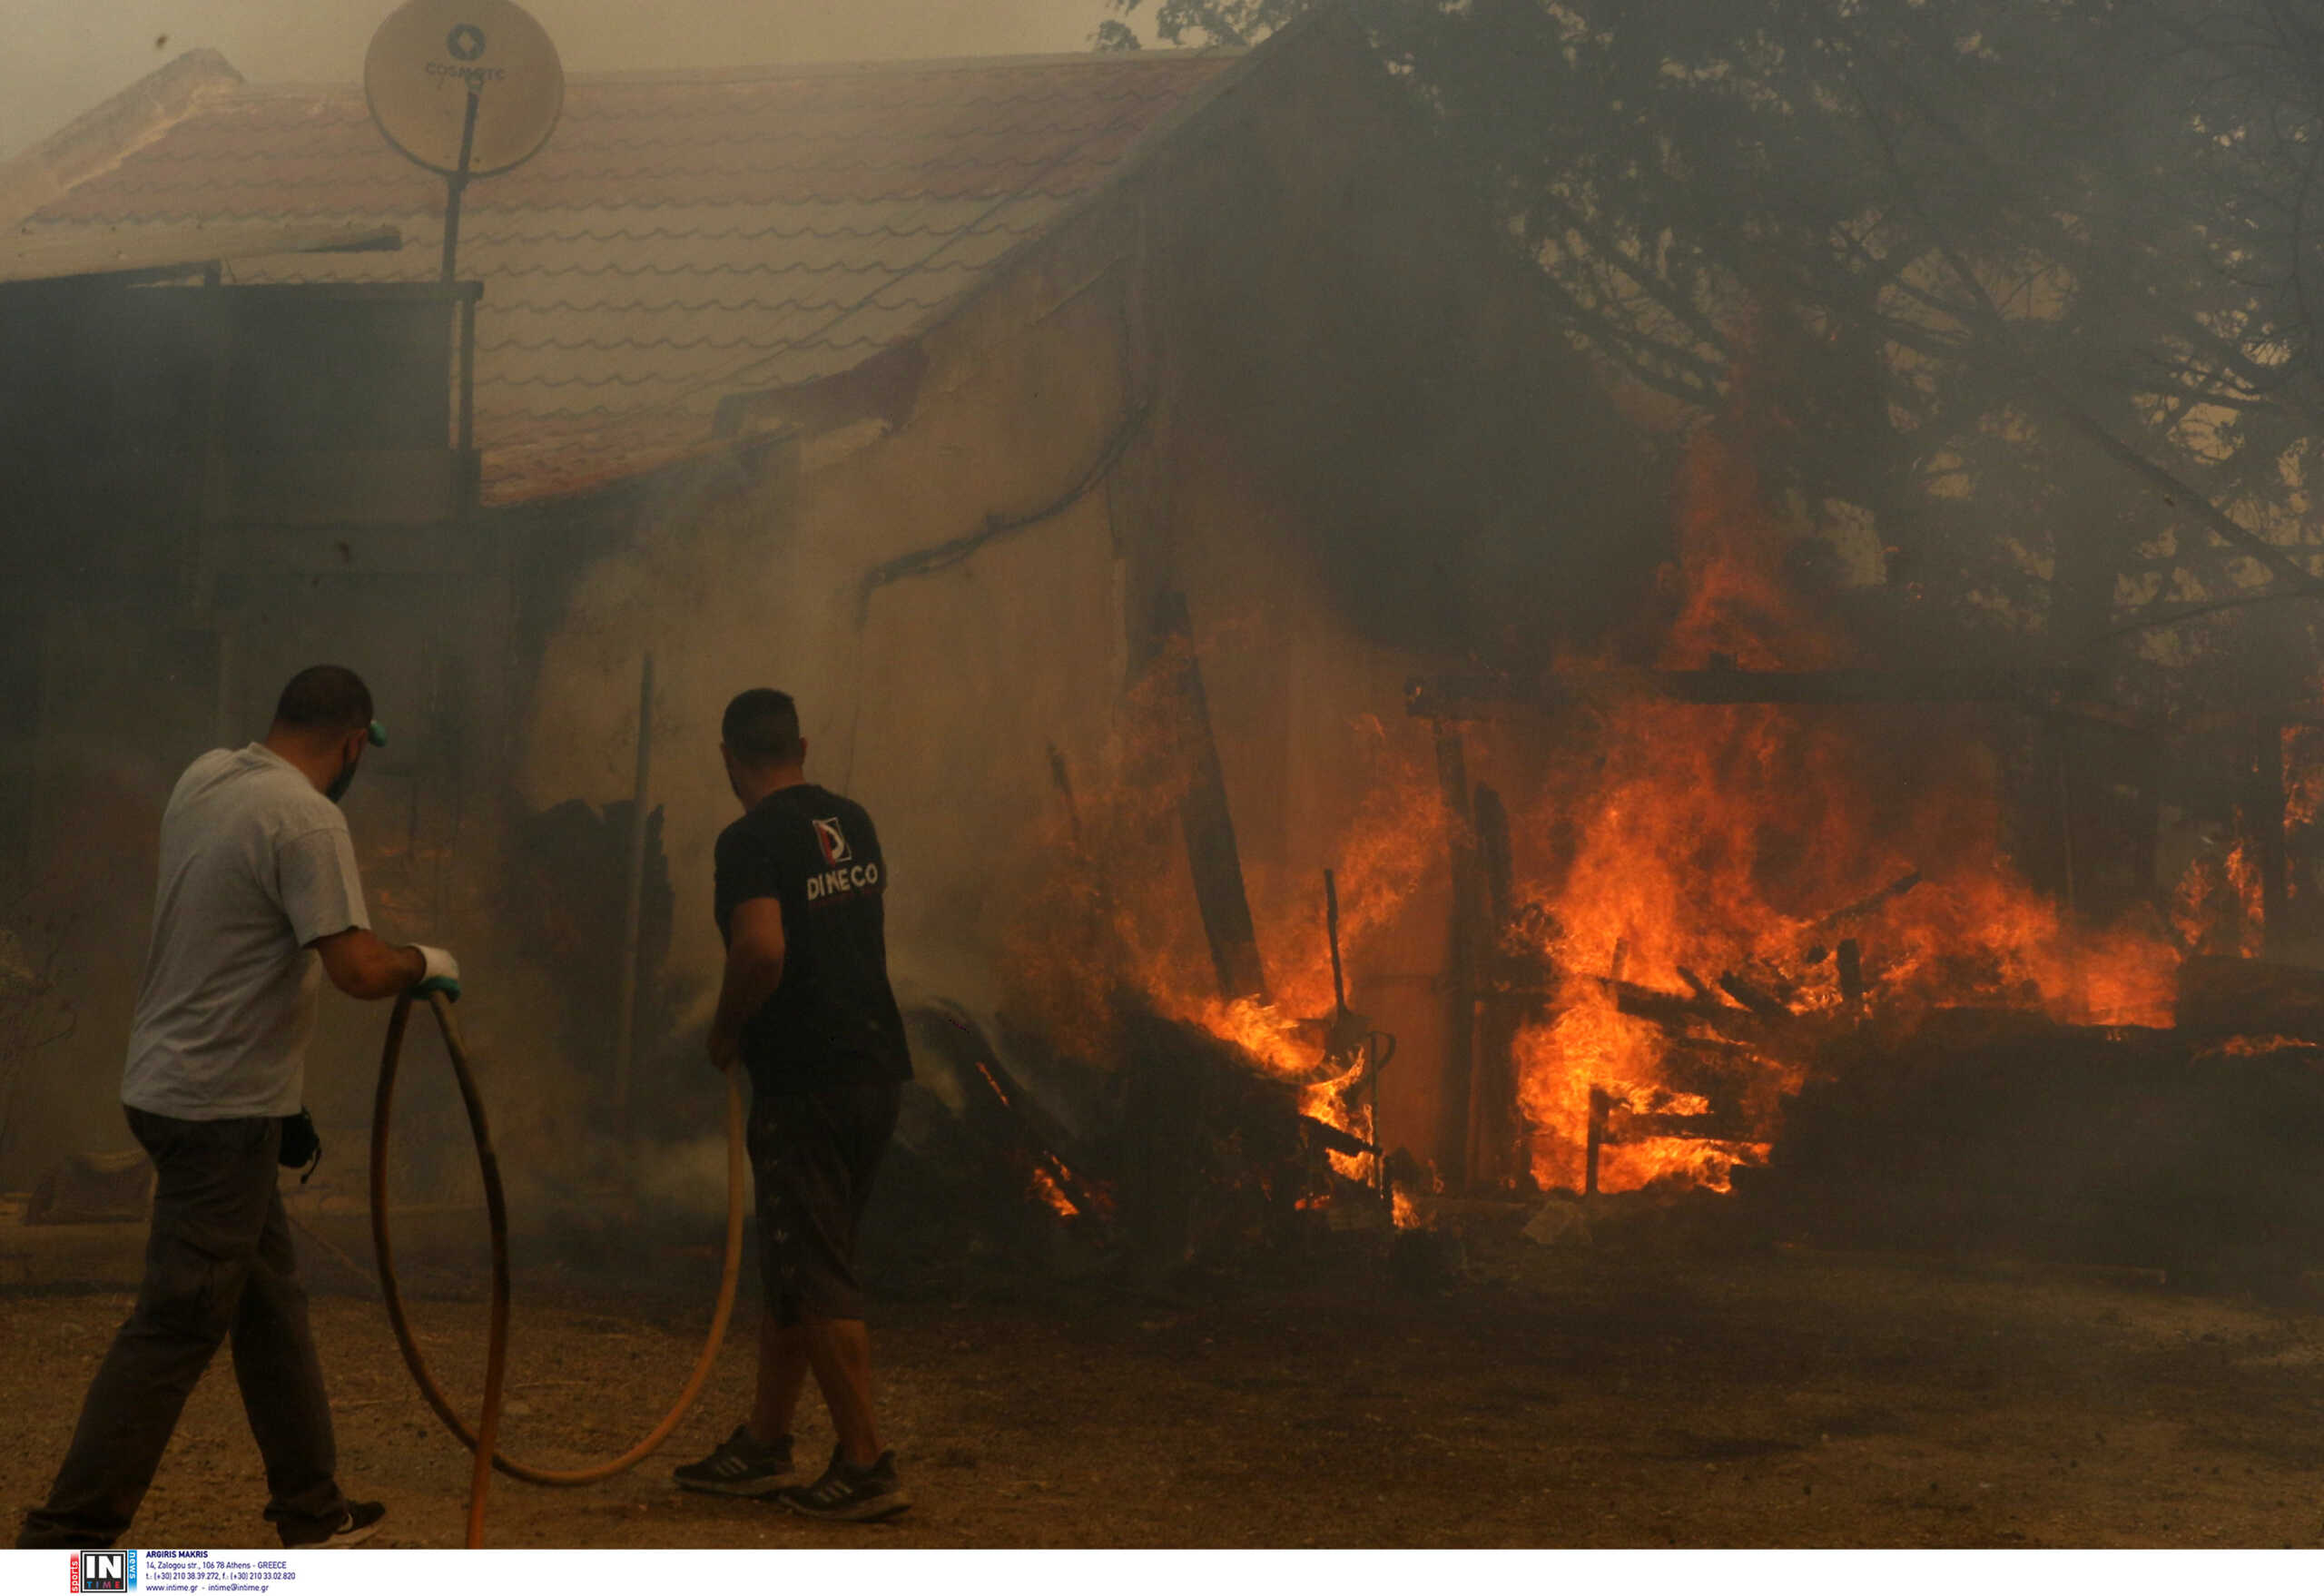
[[438, 87, 480, 284], [612, 653, 653, 1123]]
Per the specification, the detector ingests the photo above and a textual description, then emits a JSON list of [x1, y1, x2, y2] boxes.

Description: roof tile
[[22, 54, 1235, 500]]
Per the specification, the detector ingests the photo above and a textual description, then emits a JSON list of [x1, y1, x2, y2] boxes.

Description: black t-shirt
[[713, 783, 911, 1097]]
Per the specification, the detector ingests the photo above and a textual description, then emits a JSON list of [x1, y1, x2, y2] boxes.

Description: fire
[[1000, 699, 1443, 1226], [1297, 1060, 1375, 1184], [2285, 724, 2324, 834], [2225, 839, 2265, 950], [2196, 1033, 2319, 1059], [1027, 1166, 1079, 1218], [1500, 419, 2182, 1193], [1004, 388, 2200, 1218]]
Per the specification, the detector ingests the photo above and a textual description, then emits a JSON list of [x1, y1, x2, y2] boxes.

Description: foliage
[[1097, 0, 2324, 708]]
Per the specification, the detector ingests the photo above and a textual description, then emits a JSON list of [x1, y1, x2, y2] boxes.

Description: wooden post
[[1434, 720, 1479, 1189], [2257, 715, 2290, 957], [1152, 592, 1265, 1002], [612, 653, 654, 1122], [1469, 783, 1520, 1189], [1584, 1086, 1610, 1198], [1837, 938, 1865, 1008]]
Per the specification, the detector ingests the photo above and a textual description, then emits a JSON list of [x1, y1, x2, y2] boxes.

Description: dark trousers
[[748, 1080, 901, 1325], [15, 1108, 347, 1550]]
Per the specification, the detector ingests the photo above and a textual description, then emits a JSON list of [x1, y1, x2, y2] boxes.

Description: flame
[[2226, 838, 2265, 950], [2285, 725, 2324, 835], [1298, 1060, 1375, 1184], [1001, 699, 1441, 1218], [2172, 842, 2264, 958], [2197, 1033, 2320, 1059], [1502, 419, 2181, 1194], [1003, 394, 2197, 1214], [1027, 1166, 1079, 1218]]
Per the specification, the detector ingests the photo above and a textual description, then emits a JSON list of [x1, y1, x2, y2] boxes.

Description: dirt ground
[[7, 1218, 2324, 1549]]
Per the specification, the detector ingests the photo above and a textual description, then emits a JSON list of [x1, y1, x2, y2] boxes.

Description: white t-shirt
[[120, 744, 370, 1120]]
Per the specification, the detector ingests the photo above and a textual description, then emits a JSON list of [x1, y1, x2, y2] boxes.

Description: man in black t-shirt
[[672, 689, 912, 1522]]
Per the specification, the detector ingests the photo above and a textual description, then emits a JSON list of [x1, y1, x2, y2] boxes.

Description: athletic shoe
[[775, 1446, 911, 1522], [281, 1501, 386, 1549], [674, 1424, 795, 1497]]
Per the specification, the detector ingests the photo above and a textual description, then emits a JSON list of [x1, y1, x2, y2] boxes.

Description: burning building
[[4, 10, 2316, 1274]]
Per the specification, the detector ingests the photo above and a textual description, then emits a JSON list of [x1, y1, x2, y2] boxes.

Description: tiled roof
[[18, 53, 1240, 502]]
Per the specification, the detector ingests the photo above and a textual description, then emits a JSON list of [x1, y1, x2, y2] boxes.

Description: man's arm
[[709, 896, 786, 1072], [310, 928, 426, 1000]]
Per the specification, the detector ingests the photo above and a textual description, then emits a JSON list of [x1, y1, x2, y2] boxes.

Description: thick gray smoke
[[0, 0, 1120, 158]]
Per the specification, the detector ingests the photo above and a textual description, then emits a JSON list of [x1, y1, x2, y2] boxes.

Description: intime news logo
[[69, 1549, 136, 1592]]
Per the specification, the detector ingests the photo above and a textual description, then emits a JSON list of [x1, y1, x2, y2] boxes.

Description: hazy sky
[[1, 0, 1137, 158]]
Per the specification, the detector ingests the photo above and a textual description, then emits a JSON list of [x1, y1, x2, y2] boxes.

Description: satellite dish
[[364, 0, 564, 180]]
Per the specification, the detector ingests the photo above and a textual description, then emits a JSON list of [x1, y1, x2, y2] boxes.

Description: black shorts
[[746, 1080, 901, 1325]]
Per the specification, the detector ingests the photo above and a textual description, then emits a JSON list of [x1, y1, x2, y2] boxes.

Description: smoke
[[0, 0, 1132, 159], [628, 1129, 729, 1223]]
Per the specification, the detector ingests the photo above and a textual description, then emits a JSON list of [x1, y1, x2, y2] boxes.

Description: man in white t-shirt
[[16, 665, 459, 1552]]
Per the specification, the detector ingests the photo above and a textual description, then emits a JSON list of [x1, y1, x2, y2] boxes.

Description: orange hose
[[370, 991, 748, 1546]]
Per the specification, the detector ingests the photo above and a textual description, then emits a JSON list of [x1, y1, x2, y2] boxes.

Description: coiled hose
[[370, 990, 748, 1548]]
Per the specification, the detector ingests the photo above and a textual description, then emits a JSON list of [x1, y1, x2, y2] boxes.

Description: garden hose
[[370, 990, 749, 1548]]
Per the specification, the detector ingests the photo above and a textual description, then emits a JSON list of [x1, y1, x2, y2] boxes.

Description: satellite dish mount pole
[[438, 85, 481, 284]]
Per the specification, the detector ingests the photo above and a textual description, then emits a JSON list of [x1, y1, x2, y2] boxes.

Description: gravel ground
[[6, 1222, 2324, 1549]]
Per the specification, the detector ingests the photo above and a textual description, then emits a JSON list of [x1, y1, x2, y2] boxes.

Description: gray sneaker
[[281, 1501, 385, 1549], [775, 1446, 911, 1522], [674, 1425, 794, 1497]]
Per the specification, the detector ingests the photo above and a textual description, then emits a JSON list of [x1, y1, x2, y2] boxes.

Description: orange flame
[[1502, 420, 2180, 1193], [1027, 1166, 1078, 1217]]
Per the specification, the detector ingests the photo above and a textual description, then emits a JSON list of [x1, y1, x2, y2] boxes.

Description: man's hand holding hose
[[311, 931, 461, 1003], [414, 945, 461, 1002]]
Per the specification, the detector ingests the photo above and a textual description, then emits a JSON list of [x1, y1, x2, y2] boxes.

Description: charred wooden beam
[[960, 1050, 1111, 1225], [1468, 783, 1522, 1189], [1407, 666, 2098, 720], [1716, 970, 1793, 1022], [1808, 871, 1923, 935], [1601, 1110, 1748, 1145], [2256, 715, 2290, 957], [1837, 938, 1865, 1007], [1299, 1115, 1379, 1160], [1435, 722, 1482, 1189], [1149, 591, 1266, 1002], [1584, 1086, 1609, 1199]]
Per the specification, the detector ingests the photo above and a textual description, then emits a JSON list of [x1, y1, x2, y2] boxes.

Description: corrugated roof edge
[[0, 222, 402, 285], [0, 48, 244, 233], [209, 46, 1245, 104]]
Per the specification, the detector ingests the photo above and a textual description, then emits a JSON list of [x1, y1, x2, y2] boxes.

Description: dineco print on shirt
[[713, 783, 912, 1098], [119, 744, 369, 1121]]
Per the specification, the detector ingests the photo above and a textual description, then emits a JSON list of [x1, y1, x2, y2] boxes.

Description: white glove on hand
[[415, 944, 461, 1000]]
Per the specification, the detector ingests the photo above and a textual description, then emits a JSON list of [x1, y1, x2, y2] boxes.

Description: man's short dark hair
[[273, 665, 374, 736], [723, 688, 803, 767]]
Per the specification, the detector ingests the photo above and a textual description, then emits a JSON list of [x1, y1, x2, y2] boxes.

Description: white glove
[[415, 945, 461, 1000]]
